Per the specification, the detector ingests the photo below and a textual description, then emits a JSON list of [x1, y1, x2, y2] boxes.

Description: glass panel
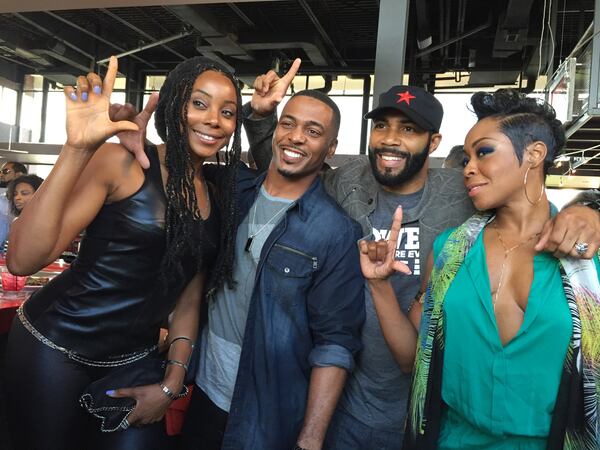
[[19, 91, 43, 142], [0, 86, 17, 126], [114, 77, 126, 90], [145, 75, 166, 91], [44, 92, 67, 144], [573, 42, 592, 118]]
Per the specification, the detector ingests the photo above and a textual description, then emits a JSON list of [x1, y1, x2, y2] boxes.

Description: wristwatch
[[579, 199, 600, 212], [573, 190, 600, 212]]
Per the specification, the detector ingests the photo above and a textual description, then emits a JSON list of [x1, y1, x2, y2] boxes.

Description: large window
[[0, 85, 17, 126], [19, 74, 44, 142]]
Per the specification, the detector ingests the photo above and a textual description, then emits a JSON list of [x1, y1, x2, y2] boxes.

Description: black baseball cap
[[365, 85, 443, 132]]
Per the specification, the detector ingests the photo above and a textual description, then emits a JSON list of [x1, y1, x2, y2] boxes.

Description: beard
[[368, 141, 430, 188], [277, 167, 310, 179]]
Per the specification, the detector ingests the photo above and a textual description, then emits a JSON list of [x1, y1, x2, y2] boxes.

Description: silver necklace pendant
[[245, 236, 254, 252]]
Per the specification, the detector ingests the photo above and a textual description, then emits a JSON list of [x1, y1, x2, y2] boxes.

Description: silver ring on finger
[[574, 242, 589, 255], [121, 418, 130, 430]]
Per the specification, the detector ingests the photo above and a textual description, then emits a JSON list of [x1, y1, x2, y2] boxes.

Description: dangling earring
[[523, 165, 545, 205]]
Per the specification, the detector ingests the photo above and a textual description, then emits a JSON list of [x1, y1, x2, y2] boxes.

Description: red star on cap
[[396, 91, 416, 105]]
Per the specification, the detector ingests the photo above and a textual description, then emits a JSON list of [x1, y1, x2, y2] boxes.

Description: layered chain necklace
[[491, 221, 541, 309]]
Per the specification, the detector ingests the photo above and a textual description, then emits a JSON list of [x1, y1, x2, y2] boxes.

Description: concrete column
[[373, 0, 410, 103]]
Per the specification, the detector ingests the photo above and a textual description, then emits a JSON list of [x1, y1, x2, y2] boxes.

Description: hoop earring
[[523, 165, 545, 205]]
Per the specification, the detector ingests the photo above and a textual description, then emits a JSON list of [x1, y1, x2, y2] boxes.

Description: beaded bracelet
[[407, 290, 425, 312], [159, 383, 189, 400], [166, 359, 188, 372]]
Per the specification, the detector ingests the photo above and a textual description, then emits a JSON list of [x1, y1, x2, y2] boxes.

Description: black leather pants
[[4, 318, 171, 450]]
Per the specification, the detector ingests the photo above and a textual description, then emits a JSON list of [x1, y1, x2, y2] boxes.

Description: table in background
[[0, 258, 69, 334]]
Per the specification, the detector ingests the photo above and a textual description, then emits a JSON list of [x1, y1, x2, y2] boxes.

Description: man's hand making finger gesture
[[359, 206, 412, 280], [251, 58, 302, 117]]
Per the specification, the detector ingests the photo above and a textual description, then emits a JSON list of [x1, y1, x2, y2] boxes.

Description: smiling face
[[463, 116, 529, 210], [271, 95, 338, 180], [13, 181, 35, 213], [184, 70, 238, 162], [367, 110, 439, 189]]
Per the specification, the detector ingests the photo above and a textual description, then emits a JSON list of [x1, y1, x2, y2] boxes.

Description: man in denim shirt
[[180, 89, 365, 450]]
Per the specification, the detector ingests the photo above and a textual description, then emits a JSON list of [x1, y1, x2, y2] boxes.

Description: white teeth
[[284, 149, 302, 159], [194, 131, 217, 142], [380, 155, 404, 161]]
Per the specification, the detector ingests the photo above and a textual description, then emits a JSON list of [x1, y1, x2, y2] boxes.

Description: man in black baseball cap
[[364, 85, 444, 190], [364, 85, 443, 131]]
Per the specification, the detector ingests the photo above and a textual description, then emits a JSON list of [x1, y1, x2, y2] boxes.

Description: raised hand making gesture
[[359, 206, 419, 373], [251, 57, 302, 117], [64, 56, 138, 152], [359, 206, 412, 280]]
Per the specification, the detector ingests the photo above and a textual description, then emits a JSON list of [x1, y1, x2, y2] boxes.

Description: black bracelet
[[579, 199, 600, 212]]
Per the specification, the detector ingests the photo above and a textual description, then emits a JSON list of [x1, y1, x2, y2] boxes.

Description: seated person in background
[[0, 162, 28, 248], [2, 175, 43, 254], [6, 174, 43, 217], [0, 161, 27, 188], [5, 175, 81, 264]]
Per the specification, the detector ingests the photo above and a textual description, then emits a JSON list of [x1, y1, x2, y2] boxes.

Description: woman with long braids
[[4, 56, 242, 450], [360, 90, 600, 449]]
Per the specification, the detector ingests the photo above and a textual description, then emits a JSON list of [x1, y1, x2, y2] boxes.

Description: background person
[[0, 162, 27, 188], [6, 174, 43, 216], [442, 145, 464, 169], [0, 162, 27, 250]]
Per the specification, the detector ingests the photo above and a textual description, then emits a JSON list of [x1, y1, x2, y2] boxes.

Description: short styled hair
[[290, 90, 341, 137], [470, 89, 565, 174], [443, 145, 465, 169]]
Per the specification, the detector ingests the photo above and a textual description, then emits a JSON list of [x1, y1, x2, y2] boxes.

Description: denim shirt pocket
[[265, 243, 318, 309]]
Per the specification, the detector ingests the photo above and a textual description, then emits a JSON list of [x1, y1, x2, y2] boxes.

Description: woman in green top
[[359, 90, 600, 449]]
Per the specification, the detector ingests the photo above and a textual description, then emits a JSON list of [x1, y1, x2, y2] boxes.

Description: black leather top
[[24, 145, 219, 360]]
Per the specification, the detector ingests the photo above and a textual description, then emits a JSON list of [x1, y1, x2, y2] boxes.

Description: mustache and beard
[[368, 141, 430, 187]]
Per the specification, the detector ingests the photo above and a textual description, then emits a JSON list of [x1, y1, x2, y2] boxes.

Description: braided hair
[[154, 56, 242, 291], [470, 89, 565, 174]]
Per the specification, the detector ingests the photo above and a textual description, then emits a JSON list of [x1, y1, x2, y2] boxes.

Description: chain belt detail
[[17, 306, 157, 367]]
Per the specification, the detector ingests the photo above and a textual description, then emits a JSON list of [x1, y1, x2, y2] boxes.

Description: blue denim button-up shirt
[[213, 164, 365, 450]]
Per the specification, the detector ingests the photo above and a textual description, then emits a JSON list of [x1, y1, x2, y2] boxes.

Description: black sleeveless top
[[23, 145, 219, 361]]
